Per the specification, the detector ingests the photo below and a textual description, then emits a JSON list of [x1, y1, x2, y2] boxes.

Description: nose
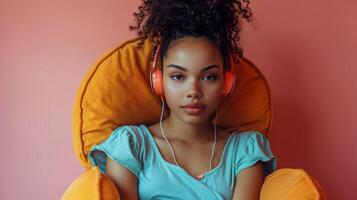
[[186, 79, 203, 99]]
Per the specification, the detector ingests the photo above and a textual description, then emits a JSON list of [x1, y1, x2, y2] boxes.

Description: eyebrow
[[166, 64, 220, 72]]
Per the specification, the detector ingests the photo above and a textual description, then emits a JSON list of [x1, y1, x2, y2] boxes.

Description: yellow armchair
[[62, 38, 326, 200]]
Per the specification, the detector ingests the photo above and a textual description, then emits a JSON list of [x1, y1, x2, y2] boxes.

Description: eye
[[170, 74, 184, 81], [202, 74, 218, 81]]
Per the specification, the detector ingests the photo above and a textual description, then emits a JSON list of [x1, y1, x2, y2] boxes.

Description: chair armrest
[[62, 167, 326, 200], [260, 168, 327, 200], [61, 166, 120, 200]]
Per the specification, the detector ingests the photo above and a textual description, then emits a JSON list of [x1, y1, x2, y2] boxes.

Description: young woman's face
[[162, 36, 224, 125]]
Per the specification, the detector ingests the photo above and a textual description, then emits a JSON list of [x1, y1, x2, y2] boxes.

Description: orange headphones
[[150, 43, 236, 97]]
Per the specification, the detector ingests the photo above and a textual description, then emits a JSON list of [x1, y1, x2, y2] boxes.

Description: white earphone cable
[[159, 97, 180, 166], [159, 97, 218, 173]]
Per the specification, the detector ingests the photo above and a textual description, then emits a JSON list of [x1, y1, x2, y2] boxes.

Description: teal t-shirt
[[88, 124, 277, 200]]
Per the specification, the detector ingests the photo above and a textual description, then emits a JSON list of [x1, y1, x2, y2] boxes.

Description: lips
[[182, 104, 205, 108], [181, 104, 206, 115]]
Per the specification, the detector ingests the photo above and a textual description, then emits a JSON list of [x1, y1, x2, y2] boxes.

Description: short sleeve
[[234, 131, 277, 178], [88, 125, 143, 177]]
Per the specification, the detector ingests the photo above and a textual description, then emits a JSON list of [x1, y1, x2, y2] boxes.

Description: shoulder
[[110, 124, 147, 142], [94, 124, 148, 156], [232, 131, 269, 146], [112, 124, 143, 135], [230, 131, 273, 157], [88, 124, 147, 176], [231, 130, 277, 177], [146, 123, 159, 137]]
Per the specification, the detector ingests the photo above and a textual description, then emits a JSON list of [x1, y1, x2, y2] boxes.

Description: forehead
[[163, 37, 223, 71]]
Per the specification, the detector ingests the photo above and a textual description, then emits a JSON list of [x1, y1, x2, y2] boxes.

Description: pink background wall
[[1, 0, 356, 199]]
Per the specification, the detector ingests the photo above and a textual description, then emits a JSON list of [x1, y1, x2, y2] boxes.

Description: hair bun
[[130, 0, 254, 64]]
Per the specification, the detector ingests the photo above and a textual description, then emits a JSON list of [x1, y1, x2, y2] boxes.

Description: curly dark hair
[[129, 0, 254, 69]]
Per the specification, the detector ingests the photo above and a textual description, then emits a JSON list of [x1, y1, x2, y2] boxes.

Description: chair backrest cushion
[[72, 38, 273, 170]]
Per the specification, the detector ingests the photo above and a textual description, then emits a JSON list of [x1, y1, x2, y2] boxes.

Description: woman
[[89, 0, 276, 199]]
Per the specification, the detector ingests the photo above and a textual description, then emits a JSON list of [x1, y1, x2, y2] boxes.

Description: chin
[[181, 114, 211, 125], [170, 108, 213, 125]]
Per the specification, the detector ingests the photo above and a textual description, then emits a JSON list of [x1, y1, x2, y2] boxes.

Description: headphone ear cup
[[222, 71, 236, 96], [151, 69, 164, 96]]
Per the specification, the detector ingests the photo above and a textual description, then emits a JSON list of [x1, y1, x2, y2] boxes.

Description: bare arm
[[106, 156, 139, 200], [232, 161, 264, 200]]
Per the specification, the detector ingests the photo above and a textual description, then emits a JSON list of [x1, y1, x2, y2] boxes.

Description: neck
[[161, 114, 216, 144]]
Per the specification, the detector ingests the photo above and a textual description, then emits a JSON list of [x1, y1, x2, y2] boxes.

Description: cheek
[[163, 81, 181, 106], [204, 82, 223, 95], [164, 81, 179, 92], [204, 84, 224, 106]]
